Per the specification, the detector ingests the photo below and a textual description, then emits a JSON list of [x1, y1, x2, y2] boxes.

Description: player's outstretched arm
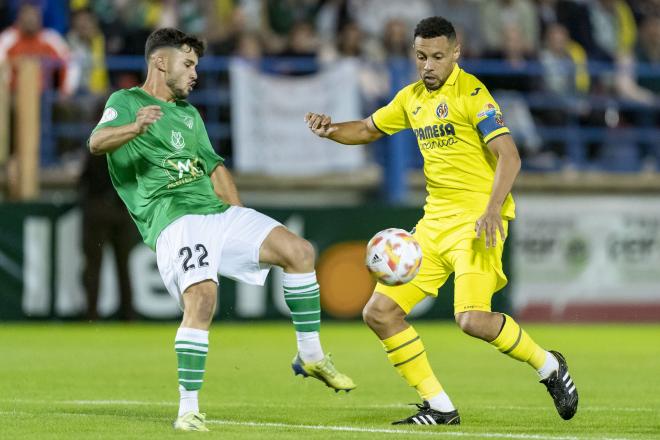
[[210, 164, 242, 206], [305, 113, 383, 145], [475, 134, 521, 248], [88, 105, 163, 155]]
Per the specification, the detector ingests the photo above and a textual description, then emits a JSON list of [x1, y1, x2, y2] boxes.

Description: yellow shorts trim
[[375, 281, 427, 315]]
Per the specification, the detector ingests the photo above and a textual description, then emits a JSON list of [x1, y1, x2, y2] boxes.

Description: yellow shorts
[[376, 213, 509, 315]]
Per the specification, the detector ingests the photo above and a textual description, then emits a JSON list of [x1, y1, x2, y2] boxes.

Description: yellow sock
[[381, 326, 442, 400], [490, 314, 546, 369]]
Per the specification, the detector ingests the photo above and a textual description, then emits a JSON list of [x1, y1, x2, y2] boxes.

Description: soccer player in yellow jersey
[[305, 16, 578, 425]]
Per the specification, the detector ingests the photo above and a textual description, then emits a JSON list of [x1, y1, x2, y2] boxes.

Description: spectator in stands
[[259, 0, 323, 54], [234, 32, 263, 63], [430, 0, 484, 58], [480, 0, 539, 57], [535, 23, 591, 169], [0, 2, 78, 97], [273, 20, 320, 75], [477, 21, 543, 162], [345, 0, 432, 40], [159, 0, 206, 35], [586, 0, 637, 60], [319, 20, 389, 110], [482, 24, 538, 93], [536, 0, 598, 58], [606, 7, 657, 105], [539, 23, 590, 97], [66, 8, 108, 96], [111, 0, 162, 55], [615, 53, 657, 104], [382, 18, 410, 59], [633, 0, 660, 17], [80, 153, 138, 321], [636, 14, 660, 93], [203, 0, 244, 55]]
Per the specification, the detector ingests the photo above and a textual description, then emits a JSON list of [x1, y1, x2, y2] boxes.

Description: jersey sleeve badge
[[98, 107, 118, 124]]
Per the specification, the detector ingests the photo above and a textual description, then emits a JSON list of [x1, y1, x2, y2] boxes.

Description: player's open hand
[[305, 112, 334, 138], [475, 209, 506, 248], [135, 105, 163, 134]]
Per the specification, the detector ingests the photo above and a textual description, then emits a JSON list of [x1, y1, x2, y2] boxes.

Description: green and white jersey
[[93, 87, 229, 249]]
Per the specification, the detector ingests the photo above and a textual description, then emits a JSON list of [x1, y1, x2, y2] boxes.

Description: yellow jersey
[[372, 63, 515, 220]]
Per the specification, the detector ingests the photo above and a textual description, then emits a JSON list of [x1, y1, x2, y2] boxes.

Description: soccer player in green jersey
[[88, 28, 355, 432], [305, 17, 578, 425]]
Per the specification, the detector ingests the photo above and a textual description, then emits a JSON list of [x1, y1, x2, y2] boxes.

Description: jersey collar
[[444, 63, 460, 86]]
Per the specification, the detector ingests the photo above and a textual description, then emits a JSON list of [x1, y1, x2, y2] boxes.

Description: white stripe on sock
[[282, 272, 317, 287], [175, 343, 208, 352], [284, 294, 320, 301], [175, 327, 209, 344]]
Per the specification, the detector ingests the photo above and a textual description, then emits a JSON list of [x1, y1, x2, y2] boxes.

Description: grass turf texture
[[1, 322, 659, 439]]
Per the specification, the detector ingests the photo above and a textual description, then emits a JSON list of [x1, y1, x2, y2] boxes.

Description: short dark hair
[[144, 28, 205, 61], [413, 16, 456, 40]]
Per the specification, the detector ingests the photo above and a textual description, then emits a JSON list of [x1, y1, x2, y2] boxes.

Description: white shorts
[[155, 206, 281, 309]]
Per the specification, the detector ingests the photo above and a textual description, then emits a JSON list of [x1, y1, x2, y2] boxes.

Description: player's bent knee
[[284, 237, 315, 271], [183, 283, 217, 324], [455, 311, 484, 337], [362, 295, 405, 330], [455, 310, 497, 340]]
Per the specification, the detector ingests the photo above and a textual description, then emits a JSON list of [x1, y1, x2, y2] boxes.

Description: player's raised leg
[[453, 272, 578, 420], [259, 226, 356, 391], [363, 288, 460, 425], [172, 280, 217, 431]]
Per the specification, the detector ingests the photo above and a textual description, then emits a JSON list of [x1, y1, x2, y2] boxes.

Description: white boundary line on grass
[[0, 410, 632, 440], [0, 400, 639, 440], [207, 419, 594, 440]]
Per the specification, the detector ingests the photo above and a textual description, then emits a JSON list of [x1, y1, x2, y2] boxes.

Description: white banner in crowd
[[230, 59, 367, 175], [511, 195, 660, 319]]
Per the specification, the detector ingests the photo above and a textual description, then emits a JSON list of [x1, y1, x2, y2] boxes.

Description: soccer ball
[[365, 228, 423, 286]]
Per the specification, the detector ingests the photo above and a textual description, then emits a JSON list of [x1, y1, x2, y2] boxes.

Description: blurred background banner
[[0, 203, 509, 321], [512, 194, 660, 321], [230, 59, 367, 175]]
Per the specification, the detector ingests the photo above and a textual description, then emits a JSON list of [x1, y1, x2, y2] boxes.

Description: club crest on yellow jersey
[[435, 102, 449, 119]]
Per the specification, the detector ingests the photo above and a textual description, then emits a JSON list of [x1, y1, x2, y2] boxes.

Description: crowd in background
[[0, 0, 659, 171]]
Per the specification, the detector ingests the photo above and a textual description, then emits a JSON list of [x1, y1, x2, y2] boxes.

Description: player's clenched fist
[[135, 105, 163, 134], [305, 112, 334, 138]]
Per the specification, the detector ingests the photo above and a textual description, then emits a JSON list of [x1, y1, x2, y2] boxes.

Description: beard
[[166, 78, 189, 99], [423, 79, 441, 91]]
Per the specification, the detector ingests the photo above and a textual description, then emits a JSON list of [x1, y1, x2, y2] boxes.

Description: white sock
[[178, 385, 199, 416], [296, 331, 324, 363], [537, 351, 560, 380], [427, 391, 456, 412]]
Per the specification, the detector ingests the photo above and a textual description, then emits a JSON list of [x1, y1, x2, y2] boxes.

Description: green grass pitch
[[1, 321, 659, 439]]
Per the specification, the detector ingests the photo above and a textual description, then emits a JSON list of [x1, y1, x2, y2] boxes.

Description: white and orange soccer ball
[[365, 228, 423, 286]]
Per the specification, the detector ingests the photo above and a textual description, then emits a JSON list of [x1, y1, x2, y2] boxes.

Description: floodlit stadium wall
[[1, 198, 658, 322]]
